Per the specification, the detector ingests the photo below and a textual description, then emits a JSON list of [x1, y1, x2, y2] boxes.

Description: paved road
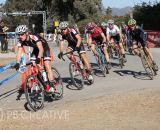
[[0, 44, 160, 111]]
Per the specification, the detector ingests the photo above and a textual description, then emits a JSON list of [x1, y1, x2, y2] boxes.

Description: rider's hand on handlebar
[[14, 63, 20, 71], [35, 58, 41, 64], [58, 52, 63, 59], [75, 46, 80, 52]]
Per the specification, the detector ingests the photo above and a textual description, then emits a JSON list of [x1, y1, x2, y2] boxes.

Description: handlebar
[[61, 50, 75, 61], [18, 62, 43, 74]]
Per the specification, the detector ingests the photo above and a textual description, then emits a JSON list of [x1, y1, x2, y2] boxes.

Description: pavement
[[0, 51, 16, 58]]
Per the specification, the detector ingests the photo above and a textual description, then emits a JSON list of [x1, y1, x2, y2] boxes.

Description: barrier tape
[[0, 57, 24, 86], [0, 71, 18, 86], [0, 61, 16, 73]]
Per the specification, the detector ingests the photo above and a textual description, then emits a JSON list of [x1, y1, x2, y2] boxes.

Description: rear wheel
[[24, 75, 44, 111], [69, 62, 84, 89]]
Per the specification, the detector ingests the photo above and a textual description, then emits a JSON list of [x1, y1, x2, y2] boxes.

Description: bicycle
[[110, 42, 125, 69], [19, 60, 63, 111], [134, 43, 157, 79], [95, 44, 109, 77], [62, 50, 94, 90]]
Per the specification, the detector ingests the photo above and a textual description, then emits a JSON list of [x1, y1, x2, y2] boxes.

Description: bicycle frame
[[95, 45, 107, 65]]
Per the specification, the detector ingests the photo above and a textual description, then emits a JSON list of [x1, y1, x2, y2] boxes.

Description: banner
[[145, 30, 160, 48]]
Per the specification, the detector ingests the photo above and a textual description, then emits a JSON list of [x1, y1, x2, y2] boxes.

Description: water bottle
[[79, 60, 83, 69], [42, 70, 48, 82]]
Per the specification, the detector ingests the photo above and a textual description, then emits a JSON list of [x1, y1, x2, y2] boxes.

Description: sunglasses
[[18, 33, 25, 36], [61, 28, 67, 31], [129, 24, 136, 27]]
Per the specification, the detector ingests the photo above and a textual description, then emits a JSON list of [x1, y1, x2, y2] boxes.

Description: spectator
[[0, 20, 8, 53]]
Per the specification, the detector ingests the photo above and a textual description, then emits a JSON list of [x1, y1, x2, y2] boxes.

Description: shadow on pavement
[[62, 77, 82, 90], [113, 69, 152, 80], [0, 88, 18, 100]]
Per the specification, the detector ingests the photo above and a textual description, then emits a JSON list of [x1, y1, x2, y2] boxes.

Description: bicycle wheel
[[107, 46, 113, 59], [69, 62, 84, 89], [97, 56, 107, 77], [51, 67, 63, 100], [24, 75, 44, 111], [117, 50, 124, 69], [145, 52, 157, 76], [140, 50, 154, 79]]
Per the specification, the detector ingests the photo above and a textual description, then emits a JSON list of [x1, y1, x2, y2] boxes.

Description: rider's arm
[[75, 34, 82, 47], [106, 27, 111, 43], [59, 34, 64, 52], [59, 40, 64, 53], [116, 25, 123, 42], [100, 32, 106, 43], [16, 47, 23, 63], [36, 41, 44, 59]]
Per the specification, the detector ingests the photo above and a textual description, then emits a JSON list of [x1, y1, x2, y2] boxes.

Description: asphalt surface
[[0, 43, 160, 111]]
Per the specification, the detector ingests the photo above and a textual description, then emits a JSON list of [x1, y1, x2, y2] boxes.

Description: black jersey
[[17, 34, 50, 51], [60, 28, 78, 45], [128, 26, 144, 43]]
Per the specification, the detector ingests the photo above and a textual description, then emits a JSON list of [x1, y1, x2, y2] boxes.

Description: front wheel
[[24, 75, 44, 111], [140, 50, 154, 79], [51, 67, 63, 100], [69, 62, 84, 90]]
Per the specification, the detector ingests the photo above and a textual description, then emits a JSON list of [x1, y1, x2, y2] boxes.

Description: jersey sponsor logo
[[30, 35, 39, 41], [71, 29, 77, 34]]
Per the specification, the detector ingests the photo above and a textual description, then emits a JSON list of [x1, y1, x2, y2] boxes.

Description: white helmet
[[101, 22, 108, 27], [15, 25, 28, 34], [108, 19, 114, 24], [59, 21, 69, 29]]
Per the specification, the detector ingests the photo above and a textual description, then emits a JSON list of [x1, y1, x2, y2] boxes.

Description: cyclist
[[14, 25, 55, 93], [106, 19, 127, 62], [127, 18, 158, 71], [86, 22, 111, 69], [100, 22, 108, 37], [57, 21, 93, 81]]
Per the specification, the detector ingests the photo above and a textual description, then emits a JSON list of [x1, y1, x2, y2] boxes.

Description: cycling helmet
[[128, 19, 136, 26], [15, 25, 28, 34], [101, 22, 108, 27], [108, 19, 114, 24], [59, 21, 69, 29], [86, 22, 97, 31]]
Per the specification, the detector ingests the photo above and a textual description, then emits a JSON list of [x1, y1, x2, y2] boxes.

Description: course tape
[[0, 61, 16, 73], [0, 71, 18, 86]]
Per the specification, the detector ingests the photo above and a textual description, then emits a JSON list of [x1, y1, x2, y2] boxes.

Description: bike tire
[[51, 67, 63, 100], [117, 50, 123, 69], [107, 46, 113, 59], [69, 62, 84, 90], [140, 50, 154, 79], [97, 56, 106, 77], [24, 75, 44, 111]]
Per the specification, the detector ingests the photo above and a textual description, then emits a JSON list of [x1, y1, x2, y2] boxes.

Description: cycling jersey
[[60, 28, 85, 53], [127, 26, 146, 47], [100, 26, 107, 36], [107, 25, 120, 36], [17, 34, 51, 60], [88, 27, 104, 44]]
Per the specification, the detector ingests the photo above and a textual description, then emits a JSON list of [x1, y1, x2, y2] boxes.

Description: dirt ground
[[0, 88, 160, 130]]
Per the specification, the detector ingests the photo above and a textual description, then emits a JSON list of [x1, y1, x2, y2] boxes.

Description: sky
[[0, 0, 4, 4], [102, 0, 160, 8], [0, 0, 160, 8]]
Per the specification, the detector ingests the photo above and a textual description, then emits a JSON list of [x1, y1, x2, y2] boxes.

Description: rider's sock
[[123, 54, 126, 58]]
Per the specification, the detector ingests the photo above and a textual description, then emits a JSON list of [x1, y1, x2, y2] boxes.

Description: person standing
[[0, 20, 8, 53]]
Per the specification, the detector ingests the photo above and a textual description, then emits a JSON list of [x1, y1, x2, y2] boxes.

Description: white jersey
[[106, 25, 120, 36]]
